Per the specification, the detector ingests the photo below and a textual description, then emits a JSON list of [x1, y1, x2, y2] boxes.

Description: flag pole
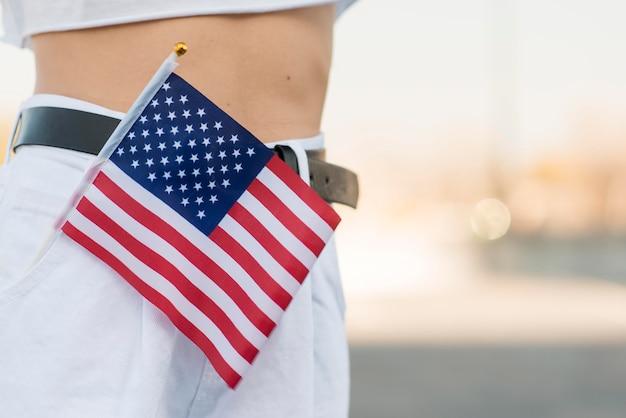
[[23, 43, 188, 274]]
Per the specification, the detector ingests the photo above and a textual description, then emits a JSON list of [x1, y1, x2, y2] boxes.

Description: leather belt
[[12, 106, 359, 208]]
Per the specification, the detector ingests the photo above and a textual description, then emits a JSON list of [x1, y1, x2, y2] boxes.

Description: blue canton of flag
[[61, 72, 341, 388], [110, 74, 274, 234]]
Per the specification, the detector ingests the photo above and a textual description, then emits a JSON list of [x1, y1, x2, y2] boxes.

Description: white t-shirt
[[1, 0, 357, 47]]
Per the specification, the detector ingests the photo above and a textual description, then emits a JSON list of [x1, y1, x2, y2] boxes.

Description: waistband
[[16, 94, 326, 149], [9, 95, 359, 208]]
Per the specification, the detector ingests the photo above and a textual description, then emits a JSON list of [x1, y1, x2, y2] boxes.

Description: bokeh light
[[470, 198, 511, 240]]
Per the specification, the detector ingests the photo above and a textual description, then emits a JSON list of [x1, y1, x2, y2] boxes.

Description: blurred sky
[[327, 0, 626, 163]]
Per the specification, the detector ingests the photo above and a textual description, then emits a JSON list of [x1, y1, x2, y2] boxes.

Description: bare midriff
[[30, 4, 335, 143]]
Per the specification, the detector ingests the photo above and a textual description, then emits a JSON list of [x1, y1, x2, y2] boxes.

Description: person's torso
[[2, 1, 358, 142]]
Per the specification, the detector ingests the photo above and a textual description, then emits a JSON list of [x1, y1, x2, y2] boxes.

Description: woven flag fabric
[[60, 72, 341, 388]]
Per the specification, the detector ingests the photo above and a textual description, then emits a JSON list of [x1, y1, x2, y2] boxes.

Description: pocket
[[0, 185, 68, 292], [0, 230, 66, 307], [0, 232, 183, 418], [0, 147, 86, 292]]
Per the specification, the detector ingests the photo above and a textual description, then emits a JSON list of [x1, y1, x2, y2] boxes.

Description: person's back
[[0, 1, 357, 416]]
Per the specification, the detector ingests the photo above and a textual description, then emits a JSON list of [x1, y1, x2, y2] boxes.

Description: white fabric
[[0, 96, 349, 417], [0, 0, 357, 48]]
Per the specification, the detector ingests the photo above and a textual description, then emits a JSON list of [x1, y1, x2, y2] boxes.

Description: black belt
[[12, 106, 359, 208]]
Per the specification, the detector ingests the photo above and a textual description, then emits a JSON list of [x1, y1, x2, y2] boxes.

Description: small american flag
[[60, 72, 340, 388]]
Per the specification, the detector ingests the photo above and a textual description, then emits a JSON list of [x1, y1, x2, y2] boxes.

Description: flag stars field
[[108, 83, 268, 224]]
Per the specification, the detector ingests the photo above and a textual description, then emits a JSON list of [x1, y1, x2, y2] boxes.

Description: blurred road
[[349, 344, 626, 418], [344, 235, 626, 418]]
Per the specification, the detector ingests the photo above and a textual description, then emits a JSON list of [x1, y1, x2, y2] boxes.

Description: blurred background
[[3, 0, 626, 416]]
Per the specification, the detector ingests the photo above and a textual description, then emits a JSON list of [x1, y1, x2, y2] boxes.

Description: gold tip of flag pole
[[174, 42, 188, 57]]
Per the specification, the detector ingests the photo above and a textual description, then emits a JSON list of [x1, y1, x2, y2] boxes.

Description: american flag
[[60, 73, 341, 388]]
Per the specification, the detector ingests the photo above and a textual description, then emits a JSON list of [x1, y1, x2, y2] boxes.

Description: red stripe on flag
[[266, 156, 341, 229], [210, 226, 292, 311], [228, 202, 309, 283], [94, 172, 276, 336], [75, 197, 259, 364], [247, 178, 326, 257], [61, 220, 243, 389]]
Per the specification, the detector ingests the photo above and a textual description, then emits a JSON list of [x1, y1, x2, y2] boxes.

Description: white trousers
[[0, 95, 349, 417]]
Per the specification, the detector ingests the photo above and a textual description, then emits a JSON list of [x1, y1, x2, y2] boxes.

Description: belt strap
[[14, 107, 119, 155], [12, 106, 359, 208], [273, 145, 360, 210]]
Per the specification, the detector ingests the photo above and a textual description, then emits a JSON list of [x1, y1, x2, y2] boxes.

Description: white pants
[[0, 95, 349, 417]]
